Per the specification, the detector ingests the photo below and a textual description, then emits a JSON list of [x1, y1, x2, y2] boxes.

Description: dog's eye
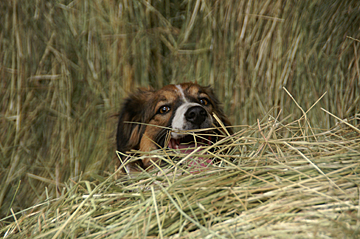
[[199, 98, 209, 106], [158, 105, 171, 114]]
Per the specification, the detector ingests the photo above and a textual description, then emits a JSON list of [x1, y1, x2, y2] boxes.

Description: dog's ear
[[204, 86, 233, 135], [116, 88, 154, 155]]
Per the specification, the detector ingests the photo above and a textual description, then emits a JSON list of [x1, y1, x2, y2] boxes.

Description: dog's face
[[116, 82, 232, 171]]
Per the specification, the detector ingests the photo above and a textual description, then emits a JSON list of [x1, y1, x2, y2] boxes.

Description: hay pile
[[2, 114, 359, 238]]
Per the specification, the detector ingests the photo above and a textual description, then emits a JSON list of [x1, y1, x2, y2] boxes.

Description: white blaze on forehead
[[175, 84, 188, 103]]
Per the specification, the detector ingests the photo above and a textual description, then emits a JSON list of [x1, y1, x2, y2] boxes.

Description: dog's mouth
[[168, 135, 212, 150], [167, 134, 215, 170]]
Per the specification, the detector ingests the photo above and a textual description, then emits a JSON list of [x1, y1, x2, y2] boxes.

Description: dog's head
[[116, 82, 232, 172]]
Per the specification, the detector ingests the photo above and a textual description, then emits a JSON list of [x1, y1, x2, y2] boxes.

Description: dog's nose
[[185, 106, 207, 126]]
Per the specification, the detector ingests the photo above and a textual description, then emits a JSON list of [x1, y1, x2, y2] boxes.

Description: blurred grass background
[[0, 0, 359, 219]]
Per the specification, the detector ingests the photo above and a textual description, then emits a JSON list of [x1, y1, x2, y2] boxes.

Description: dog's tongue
[[188, 158, 213, 168]]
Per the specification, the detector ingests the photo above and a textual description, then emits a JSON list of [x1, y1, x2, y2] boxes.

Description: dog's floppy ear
[[116, 88, 154, 155], [204, 86, 233, 135]]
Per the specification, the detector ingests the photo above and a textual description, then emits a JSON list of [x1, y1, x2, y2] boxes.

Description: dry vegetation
[[2, 120, 360, 238], [1, 0, 360, 238]]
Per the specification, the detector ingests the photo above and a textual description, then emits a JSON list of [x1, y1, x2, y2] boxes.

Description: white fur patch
[[175, 85, 188, 103]]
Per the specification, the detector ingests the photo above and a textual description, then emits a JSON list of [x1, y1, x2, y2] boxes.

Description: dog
[[116, 82, 232, 173]]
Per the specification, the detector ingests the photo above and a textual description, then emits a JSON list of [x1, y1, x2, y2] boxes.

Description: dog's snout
[[185, 106, 207, 126]]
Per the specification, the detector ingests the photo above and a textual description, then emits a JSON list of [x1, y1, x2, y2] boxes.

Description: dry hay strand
[[1, 114, 360, 238]]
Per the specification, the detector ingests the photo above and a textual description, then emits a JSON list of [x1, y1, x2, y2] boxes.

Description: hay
[[1, 114, 359, 238], [1, 0, 360, 237]]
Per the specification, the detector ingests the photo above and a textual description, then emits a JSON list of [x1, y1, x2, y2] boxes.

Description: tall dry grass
[[0, 0, 359, 226]]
